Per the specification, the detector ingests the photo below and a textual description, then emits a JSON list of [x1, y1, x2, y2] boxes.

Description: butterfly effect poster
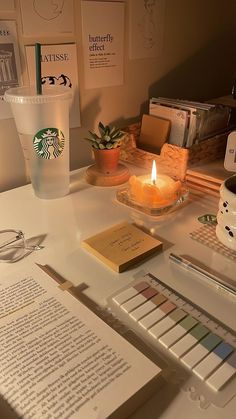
[[25, 43, 80, 128]]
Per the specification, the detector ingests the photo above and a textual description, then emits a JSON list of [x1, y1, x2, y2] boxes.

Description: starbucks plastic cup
[[4, 86, 72, 199]]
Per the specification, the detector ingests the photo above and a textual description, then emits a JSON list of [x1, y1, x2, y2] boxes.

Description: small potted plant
[[85, 121, 125, 174]]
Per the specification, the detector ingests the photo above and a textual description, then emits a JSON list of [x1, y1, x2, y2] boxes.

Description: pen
[[169, 253, 236, 298]]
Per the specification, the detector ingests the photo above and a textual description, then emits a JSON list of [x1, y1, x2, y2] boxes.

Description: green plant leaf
[[98, 121, 105, 131], [98, 122, 106, 137], [110, 128, 120, 137], [88, 130, 100, 140], [109, 126, 117, 136], [104, 135, 111, 142], [84, 138, 98, 145], [86, 122, 123, 149], [112, 132, 123, 139]]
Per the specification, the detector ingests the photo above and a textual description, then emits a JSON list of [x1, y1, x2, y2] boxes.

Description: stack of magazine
[[149, 97, 231, 148]]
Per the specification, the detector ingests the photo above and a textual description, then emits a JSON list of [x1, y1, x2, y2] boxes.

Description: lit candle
[[151, 160, 157, 185], [129, 161, 181, 207]]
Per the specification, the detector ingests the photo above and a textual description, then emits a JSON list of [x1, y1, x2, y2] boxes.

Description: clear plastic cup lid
[[4, 86, 72, 104]]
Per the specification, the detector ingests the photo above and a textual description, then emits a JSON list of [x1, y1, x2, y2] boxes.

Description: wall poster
[[0, 20, 21, 120], [0, 1, 15, 11], [81, 1, 124, 89], [129, 0, 165, 59], [20, 0, 74, 36], [26, 43, 81, 128]]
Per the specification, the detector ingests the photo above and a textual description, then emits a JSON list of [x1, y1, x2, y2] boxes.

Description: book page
[[0, 265, 161, 419]]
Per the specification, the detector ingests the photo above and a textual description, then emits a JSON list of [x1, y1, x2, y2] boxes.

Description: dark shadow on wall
[[140, 27, 236, 116], [81, 95, 102, 128], [81, 95, 139, 134]]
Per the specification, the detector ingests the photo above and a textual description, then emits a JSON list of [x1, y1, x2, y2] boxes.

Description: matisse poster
[[25, 43, 80, 128], [81, 1, 124, 89]]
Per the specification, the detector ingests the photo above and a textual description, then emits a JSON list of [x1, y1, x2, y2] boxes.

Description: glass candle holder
[[116, 173, 189, 216]]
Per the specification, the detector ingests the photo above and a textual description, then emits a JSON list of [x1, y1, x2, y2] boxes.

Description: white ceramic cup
[[216, 174, 236, 250]]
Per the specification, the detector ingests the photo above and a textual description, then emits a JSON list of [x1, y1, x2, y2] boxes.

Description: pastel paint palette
[[108, 273, 236, 409]]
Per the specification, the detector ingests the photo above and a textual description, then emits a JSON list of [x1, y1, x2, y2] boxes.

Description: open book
[[0, 265, 162, 419]]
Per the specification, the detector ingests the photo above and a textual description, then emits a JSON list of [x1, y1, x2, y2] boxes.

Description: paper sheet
[[129, 0, 165, 59], [26, 43, 81, 128], [19, 0, 74, 35], [0, 20, 21, 120], [0, 264, 161, 418], [81, 1, 124, 89], [0, 0, 15, 11]]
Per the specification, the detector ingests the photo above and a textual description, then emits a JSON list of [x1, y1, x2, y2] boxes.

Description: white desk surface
[[0, 167, 235, 419]]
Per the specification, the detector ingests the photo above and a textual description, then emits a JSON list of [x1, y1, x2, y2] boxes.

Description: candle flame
[[151, 160, 157, 185]]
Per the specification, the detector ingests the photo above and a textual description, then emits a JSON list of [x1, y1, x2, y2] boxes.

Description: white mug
[[216, 175, 236, 251]]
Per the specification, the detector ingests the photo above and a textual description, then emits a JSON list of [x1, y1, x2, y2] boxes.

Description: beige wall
[[1, 0, 236, 192]]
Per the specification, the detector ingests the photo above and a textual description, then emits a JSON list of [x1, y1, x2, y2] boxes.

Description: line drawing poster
[[0, 20, 21, 120], [0, 1, 15, 11], [129, 0, 165, 59], [81, 1, 124, 89], [20, 0, 74, 36], [26, 44, 81, 128]]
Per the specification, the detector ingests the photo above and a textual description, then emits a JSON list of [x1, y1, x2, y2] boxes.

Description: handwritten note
[[82, 222, 162, 272]]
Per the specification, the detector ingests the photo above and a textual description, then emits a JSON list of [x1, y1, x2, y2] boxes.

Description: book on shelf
[[0, 265, 162, 419], [82, 222, 163, 272]]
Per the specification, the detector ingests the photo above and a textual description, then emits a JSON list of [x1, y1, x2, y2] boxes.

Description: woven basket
[[120, 122, 229, 181]]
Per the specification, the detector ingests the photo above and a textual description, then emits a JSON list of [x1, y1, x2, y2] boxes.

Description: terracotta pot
[[93, 147, 120, 174]]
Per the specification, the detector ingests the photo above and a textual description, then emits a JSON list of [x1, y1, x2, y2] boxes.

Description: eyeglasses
[[0, 229, 43, 262]]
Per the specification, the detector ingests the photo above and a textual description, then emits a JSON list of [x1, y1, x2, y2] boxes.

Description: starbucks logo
[[33, 128, 65, 159]]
